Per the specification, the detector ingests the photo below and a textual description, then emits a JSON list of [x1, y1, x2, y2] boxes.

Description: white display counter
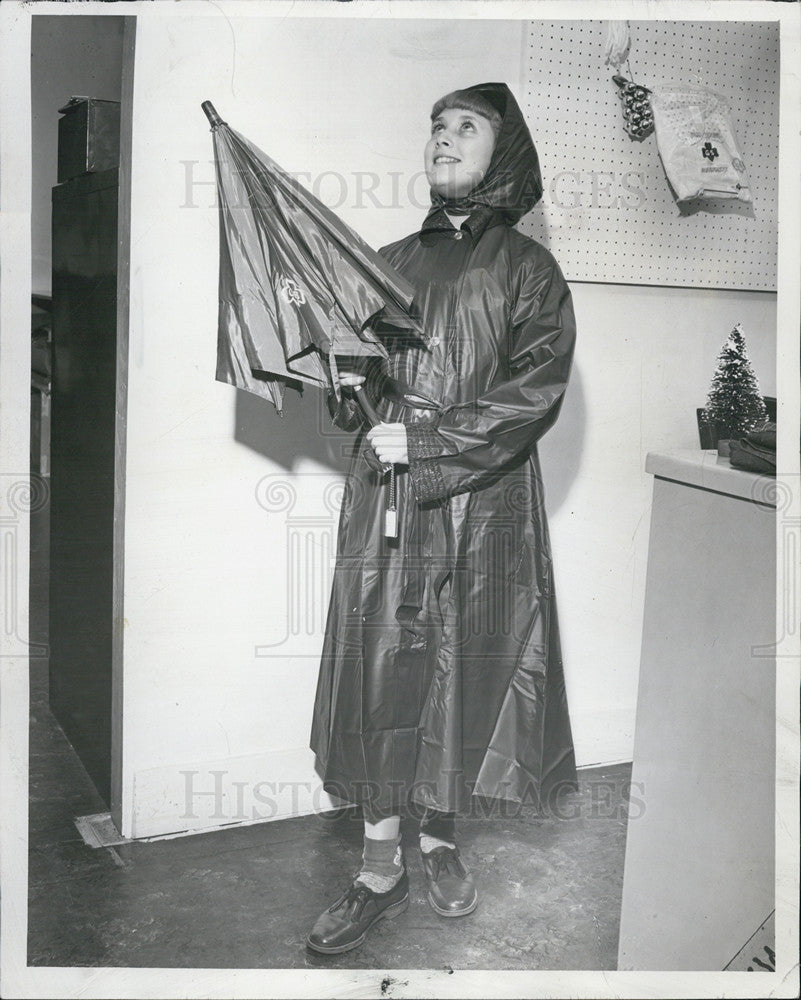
[[618, 450, 776, 970]]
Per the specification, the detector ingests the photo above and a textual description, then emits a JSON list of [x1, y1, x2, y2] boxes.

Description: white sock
[[419, 833, 456, 854]]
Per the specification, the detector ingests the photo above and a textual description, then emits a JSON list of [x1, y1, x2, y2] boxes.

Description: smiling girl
[[307, 83, 577, 955]]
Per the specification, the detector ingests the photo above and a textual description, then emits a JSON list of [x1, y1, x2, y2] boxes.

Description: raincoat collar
[[419, 203, 503, 242], [428, 82, 543, 226]]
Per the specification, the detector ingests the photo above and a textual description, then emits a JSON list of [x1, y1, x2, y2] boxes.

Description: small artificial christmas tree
[[703, 323, 768, 442]]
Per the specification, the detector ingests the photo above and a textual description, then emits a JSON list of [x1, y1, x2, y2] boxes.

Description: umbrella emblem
[[279, 274, 306, 307]]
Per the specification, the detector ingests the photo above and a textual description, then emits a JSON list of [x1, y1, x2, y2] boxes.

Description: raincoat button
[[454, 231, 463, 240]]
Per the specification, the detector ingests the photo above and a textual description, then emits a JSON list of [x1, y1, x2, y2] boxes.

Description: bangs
[[430, 90, 503, 137]]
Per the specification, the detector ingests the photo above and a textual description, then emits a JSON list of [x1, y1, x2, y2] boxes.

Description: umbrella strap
[[328, 352, 342, 401], [395, 493, 426, 632], [395, 498, 452, 637]]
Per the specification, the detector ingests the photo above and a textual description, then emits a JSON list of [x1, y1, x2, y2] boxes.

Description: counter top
[[645, 449, 777, 507]]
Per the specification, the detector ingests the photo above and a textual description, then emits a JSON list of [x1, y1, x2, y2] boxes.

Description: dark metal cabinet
[[49, 167, 120, 804]]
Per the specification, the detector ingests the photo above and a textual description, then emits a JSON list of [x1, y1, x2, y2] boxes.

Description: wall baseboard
[[129, 745, 635, 840], [577, 758, 633, 771], [129, 746, 344, 840]]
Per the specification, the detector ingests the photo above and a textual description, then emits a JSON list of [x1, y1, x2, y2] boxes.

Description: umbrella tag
[[385, 464, 398, 538]]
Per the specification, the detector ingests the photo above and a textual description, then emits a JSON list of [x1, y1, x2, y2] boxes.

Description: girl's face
[[425, 107, 496, 199]]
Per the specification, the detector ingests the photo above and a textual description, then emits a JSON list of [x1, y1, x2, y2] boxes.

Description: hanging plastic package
[[650, 84, 752, 203], [603, 21, 631, 69]]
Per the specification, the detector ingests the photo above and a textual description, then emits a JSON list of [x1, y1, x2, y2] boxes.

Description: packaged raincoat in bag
[[650, 84, 752, 203]]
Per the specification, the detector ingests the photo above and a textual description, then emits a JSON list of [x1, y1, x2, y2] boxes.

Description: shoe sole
[[305, 894, 409, 955], [427, 891, 478, 918]]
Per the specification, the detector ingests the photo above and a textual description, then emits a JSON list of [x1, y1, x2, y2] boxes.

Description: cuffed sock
[[419, 833, 455, 854], [355, 834, 404, 893], [419, 809, 456, 853]]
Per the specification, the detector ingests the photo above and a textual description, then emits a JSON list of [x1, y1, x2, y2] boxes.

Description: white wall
[[122, 11, 776, 837], [542, 282, 775, 765], [122, 13, 528, 838]]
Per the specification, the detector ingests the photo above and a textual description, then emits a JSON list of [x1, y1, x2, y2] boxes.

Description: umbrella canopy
[[203, 100, 423, 412]]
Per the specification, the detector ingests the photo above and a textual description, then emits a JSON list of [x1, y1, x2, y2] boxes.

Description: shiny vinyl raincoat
[[311, 83, 577, 815]]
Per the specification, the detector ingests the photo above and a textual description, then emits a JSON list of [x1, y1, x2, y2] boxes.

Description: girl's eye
[[460, 121, 475, 131]]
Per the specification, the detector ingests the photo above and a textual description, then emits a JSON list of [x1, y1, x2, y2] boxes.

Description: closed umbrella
[[203, 100, 425, 533], [202, 100, 424, 418]]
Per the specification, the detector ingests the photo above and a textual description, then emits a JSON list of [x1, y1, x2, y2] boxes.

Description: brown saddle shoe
[[421, 845, 478, 917], [306, 872, 409, 954]]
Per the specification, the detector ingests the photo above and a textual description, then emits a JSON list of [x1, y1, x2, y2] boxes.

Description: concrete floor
[[28, 500, 631, 970]]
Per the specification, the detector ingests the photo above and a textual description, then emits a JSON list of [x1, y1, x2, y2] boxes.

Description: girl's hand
[[339, 373, 366, 387], [366, 422, 409, 465]]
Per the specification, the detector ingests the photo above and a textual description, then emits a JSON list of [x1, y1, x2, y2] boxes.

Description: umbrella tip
[[201, 101, 225, 128]]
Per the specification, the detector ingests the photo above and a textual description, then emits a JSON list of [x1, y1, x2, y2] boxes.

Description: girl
[[307, 82, 577, 954]]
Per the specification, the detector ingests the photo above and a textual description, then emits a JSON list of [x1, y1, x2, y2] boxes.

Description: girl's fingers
[[366, 423, 405, 441], [370, 438, 403, 449], [375, 449, 407, 462], [364, 423, 406, 463], [366, 424, 408, 466]]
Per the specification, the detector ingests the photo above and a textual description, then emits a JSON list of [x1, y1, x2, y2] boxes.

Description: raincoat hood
[[429, 82, 543, 225]]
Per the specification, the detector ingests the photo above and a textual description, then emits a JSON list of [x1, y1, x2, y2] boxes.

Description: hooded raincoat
[[310, 83, 577, 816]]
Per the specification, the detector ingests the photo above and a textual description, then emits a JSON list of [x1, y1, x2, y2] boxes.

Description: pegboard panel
[[520, 21, 779, 290]]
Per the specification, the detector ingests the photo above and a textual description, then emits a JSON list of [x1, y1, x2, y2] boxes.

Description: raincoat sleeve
[[405, 250, 575, 503]]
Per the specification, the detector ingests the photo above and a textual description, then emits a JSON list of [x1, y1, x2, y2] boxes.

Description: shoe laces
[[426, 845, 466, 879], [332, 880, 374, 919]]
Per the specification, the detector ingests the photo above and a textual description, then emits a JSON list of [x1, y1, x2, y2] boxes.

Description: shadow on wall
[[539, 365, 586, 514], [233, 364, 587, 515], [235, 386, 354, 475]]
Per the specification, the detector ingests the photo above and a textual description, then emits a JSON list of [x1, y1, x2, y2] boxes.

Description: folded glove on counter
[[729, 422, 776, 475]]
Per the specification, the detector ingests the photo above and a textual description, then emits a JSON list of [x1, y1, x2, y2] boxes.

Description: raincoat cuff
[[406, 422, 445, 461], [408, 457, 448, 503], [406, 422, 449, 501]]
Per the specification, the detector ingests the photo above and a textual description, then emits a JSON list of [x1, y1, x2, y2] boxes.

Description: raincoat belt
[[379, 377, 453, 638], [379, 375, 441, 413]]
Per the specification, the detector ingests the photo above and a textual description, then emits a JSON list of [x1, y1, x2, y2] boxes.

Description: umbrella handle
[[353, 385, 398, 537], [352, 384, 382, 427]]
